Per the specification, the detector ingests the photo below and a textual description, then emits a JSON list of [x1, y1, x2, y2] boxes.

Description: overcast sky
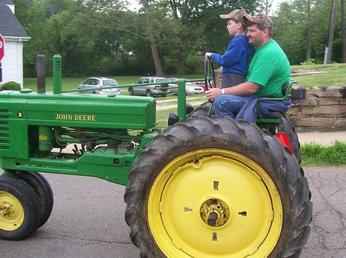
[[272, 0, 289, 13], [127, 0, 290, 14]]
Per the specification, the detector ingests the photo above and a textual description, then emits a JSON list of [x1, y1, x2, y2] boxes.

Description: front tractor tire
[[0, 176, 40, 240], [125, 117, 312, 258], [5, 171, 54, 228]]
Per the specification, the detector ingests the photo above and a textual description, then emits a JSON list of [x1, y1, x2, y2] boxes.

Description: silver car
[[78, 77, 121, 95], [167, 79, 205, 96], [128, 77, 169, 97]]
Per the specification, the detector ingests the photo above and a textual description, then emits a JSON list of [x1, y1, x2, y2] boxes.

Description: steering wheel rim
[[204, 55, 217, 91]]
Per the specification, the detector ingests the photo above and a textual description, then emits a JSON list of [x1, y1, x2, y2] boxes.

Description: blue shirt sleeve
[[211, 36, 245, 67]]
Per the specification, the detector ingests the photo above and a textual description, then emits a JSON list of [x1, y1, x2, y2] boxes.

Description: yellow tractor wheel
[[0, 174, 40, 240], [147, 149, 283, 257], [125, 117, 312, 258], [4, 171, 54, 228]]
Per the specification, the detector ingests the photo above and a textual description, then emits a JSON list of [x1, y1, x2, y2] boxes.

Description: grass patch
[[23, 64, 346, 91], [23, 76, 140, 92], [301, 141, 346, 166], [292, 63, 346, 88]]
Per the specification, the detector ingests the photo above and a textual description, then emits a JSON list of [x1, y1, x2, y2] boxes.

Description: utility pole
[[325, 0, 337, 64], [306, 0, 312, 61], [341, 0, 346, 62]]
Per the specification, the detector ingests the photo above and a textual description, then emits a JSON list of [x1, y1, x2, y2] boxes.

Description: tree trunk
[[169, 0, 179, 19], [142, 0, 164, 76], [262, 0, 273, 16], [326, 0, 337, 64], [306, 0, 312, 60], [150, 38, 164, 76], [341, 0, 346, 62]]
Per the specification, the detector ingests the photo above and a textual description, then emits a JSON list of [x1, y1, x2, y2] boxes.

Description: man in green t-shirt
[[206, 15, 291, 122]]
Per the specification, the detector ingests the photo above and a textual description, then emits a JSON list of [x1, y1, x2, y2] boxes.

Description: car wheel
[[128, 87, 134, 96], [146, 90, 152, 97]]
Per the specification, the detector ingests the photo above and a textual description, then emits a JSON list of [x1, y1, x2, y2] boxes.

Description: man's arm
[[206, 82, 259, 100]]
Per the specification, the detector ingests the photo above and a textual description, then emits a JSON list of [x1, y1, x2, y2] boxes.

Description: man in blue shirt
[[206, 9, 254, 88]]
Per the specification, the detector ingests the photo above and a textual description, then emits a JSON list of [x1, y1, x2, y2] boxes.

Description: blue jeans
[[213, 95, 257, 119]]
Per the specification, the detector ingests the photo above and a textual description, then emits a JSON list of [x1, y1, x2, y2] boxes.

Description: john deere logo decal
[[56, 113, 96, 121]]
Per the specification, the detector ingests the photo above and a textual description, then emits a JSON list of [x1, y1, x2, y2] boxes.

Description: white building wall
[[7, 4, 15, 14], [1, 39, 23, 86]]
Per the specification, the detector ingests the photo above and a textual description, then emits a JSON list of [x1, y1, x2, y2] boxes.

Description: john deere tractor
[[0, 55, 312, 258]]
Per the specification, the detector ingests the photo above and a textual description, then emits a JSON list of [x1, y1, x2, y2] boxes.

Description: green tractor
[[0, 55, 311, 258]]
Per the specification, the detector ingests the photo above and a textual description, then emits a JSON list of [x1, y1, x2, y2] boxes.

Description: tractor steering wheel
[[204, 55, 217, 91]]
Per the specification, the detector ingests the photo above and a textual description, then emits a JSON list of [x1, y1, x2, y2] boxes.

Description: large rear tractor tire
[[278, 115, 301, 163], [0, 175, 40, 240], [125, 116, 312, 258], [189, 101, 213, 118], [4, 171, 54, 228]]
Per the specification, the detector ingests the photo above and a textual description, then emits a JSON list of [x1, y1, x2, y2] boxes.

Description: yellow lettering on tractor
[[56, 113, 96, 121]]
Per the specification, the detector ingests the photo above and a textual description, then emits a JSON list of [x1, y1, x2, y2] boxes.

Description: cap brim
[[219, 14, 230, 19]]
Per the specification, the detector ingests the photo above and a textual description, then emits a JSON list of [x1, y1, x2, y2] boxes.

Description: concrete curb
[[298, 131, 346, 146]]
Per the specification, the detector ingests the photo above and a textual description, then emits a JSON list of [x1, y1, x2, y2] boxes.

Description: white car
[[185, 82, 205, 95], [168, 79, 205, 95], [78, 77, 121, 95]]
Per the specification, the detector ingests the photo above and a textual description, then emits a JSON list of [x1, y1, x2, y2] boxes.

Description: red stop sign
[[0, 34, 5, 62]]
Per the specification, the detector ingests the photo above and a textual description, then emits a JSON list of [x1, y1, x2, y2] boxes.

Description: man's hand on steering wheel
[[206, 88, 223, 101]]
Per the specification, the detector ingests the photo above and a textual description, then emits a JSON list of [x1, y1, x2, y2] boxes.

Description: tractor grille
[[0, 110, 9, 150]]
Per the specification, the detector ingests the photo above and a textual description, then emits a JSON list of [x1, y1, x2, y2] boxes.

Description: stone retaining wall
[[288, 87, 346, 131]]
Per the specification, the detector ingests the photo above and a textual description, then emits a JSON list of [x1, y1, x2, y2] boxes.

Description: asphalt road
[[1, 166, 346, 258]]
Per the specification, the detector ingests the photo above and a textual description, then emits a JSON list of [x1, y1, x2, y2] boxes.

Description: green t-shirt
[[247, 39, 291, 97]]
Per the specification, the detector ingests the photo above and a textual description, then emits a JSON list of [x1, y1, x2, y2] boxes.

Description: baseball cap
[[219, 9, 247, 23], [243, 14, 273, 28]]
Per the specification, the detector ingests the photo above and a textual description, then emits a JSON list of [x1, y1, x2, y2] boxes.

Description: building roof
[[0, 0, 14, 5], [0, 4, 28, 38]]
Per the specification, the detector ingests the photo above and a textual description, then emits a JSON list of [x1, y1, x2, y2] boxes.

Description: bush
[[0, 81, 21, 91], [301, 141, 346, 165], [300, 58, 317, 65]]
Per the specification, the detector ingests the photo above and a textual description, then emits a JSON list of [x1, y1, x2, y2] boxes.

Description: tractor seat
[[256, 81, 294, 124]]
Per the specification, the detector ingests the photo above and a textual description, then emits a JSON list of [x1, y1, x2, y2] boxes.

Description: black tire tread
[[189, 101, 212, 118], [125, 116, 312, 258], [0, 176, 40, 240], [12, 171, 54, 228], [278, 115, 301, 163]]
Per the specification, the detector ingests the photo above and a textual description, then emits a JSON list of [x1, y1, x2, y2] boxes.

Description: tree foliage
[[12, 0, 346, 77], [274, 0, 344, 64]]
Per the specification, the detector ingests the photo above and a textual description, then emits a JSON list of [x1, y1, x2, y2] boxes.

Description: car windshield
[[103, 80, 117, 86]]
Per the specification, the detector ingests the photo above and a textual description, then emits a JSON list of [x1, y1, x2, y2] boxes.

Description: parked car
[[128, 77, 170, 97], [167, 79, 205, 95], [186, 82, 205, 95], [78, 77, 121, 95]]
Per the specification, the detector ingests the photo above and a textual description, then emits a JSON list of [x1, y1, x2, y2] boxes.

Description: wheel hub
[[0, 202, 12, 217], [0, 191, 24, 231], [200, 198, 230, 227]]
